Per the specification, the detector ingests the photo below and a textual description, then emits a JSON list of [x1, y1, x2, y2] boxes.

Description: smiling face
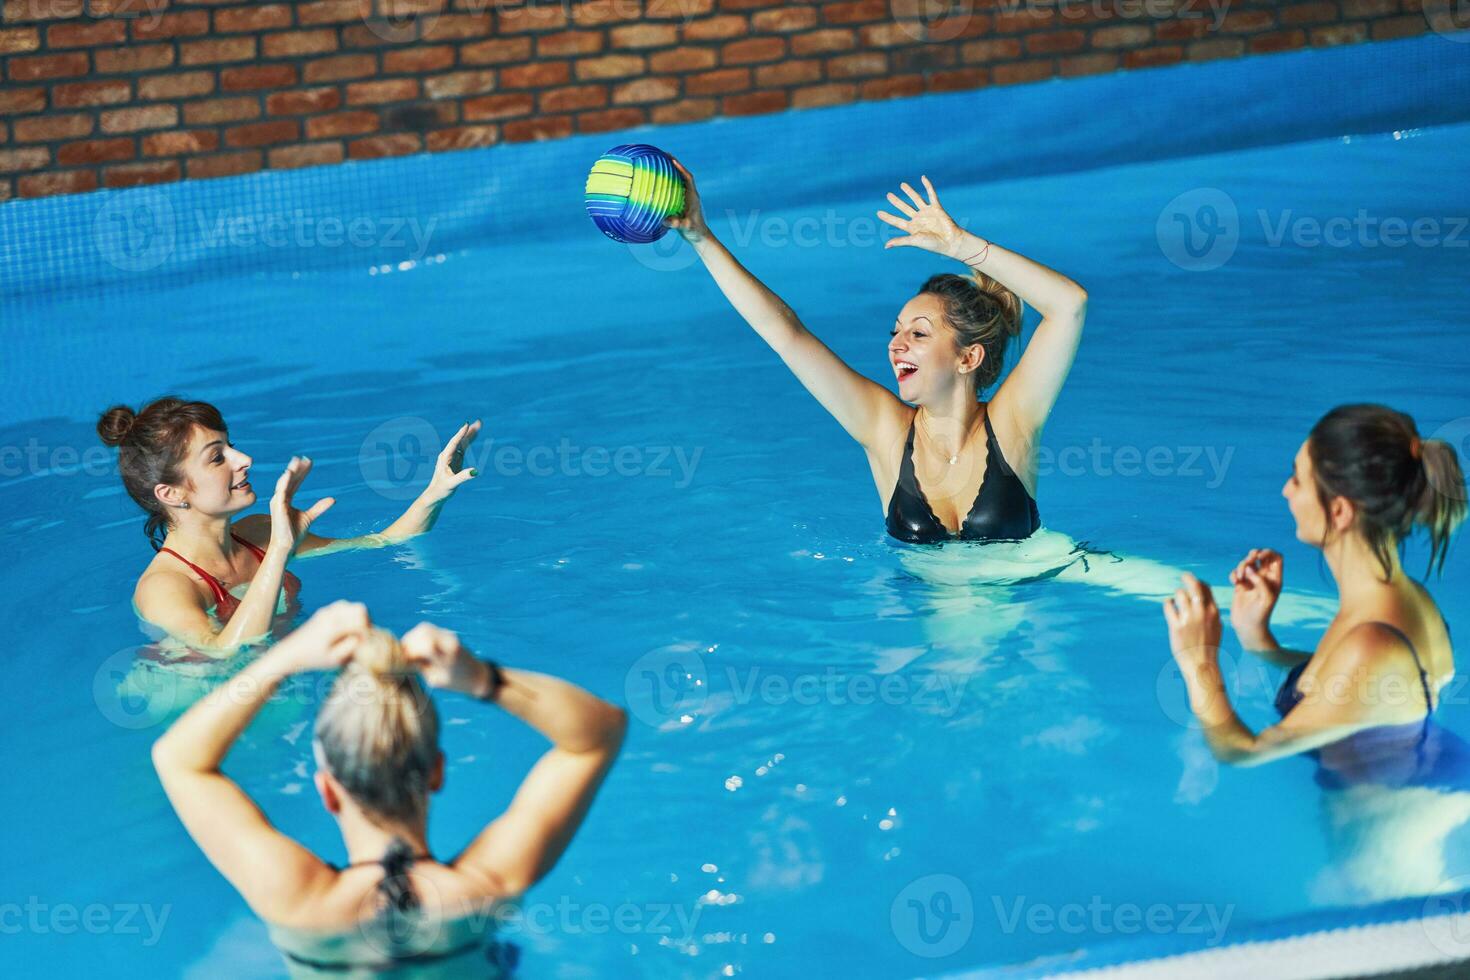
[[160, 426, 255, 517], [889, 293, 980, 404]]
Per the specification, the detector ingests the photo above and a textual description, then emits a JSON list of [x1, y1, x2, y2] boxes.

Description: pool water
[[5, 41, 1470, 979]]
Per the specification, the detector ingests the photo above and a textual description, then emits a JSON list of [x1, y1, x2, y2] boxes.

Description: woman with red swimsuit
[[97, 396, 480, 654]]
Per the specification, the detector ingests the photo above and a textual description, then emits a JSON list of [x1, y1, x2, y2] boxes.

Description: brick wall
[[0, 0, 1443, 201]]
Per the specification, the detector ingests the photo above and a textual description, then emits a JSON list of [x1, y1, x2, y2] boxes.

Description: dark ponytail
[[377, 835, 421, 915], [95, 397, 228, 549], [1307, 404, 1466, 578], [919, 271, 1024, 395]]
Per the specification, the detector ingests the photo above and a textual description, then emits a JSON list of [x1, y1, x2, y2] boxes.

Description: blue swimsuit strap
[[1370, 621, 1434, 717]]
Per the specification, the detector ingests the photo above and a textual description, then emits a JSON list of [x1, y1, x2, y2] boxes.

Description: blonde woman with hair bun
[[666, 161, 1088, 544], [152, 602, 627, 975]]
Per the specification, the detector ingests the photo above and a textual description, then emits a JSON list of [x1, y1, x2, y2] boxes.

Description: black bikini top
[[885, 409, 1040, 544]]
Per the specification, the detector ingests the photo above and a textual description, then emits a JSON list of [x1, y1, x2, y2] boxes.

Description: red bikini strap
[[158, 547, 229, 606]]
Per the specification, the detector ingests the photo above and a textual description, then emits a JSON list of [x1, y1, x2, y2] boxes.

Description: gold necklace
[[917, 409, 980, 466]]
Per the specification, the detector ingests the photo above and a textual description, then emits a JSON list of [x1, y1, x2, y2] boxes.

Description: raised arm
[[243, 423, 480, 559], [879, 176, 1087, 439], [666, 160, 904, 450], [400, 625, 626, 896], [138, 458, 327, 653], [151, 603, 369, 919]]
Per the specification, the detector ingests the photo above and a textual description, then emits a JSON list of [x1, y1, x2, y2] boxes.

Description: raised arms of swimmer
[[402, 623, 627, 895], [1165, 574, 1412, 766], [877, 177, 1088, 439], [238, 421, 482, 558]]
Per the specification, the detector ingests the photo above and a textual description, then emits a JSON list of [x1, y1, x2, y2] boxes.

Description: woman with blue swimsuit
[[1165, 404, 1466, 767], [665, 164, 1088, 545]]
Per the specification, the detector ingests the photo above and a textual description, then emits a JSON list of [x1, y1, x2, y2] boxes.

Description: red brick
[[1155, 18, 1212, 42], [857, 22, 916, 47], [0, 27, 40, 53], [925, 67, 988, 92], [97, 44, 176, 72], [180, 37, 255, 65], [722, 90, 787, 115], [266, 88, 341, 114], [993, 59, 1054, 85], [138, 71, 216, 100], [18, 170, 98, 197], [5, 85, 56, 112], [50, 79, 129, 107], [501, 60, 571, 87], [383, 46, 454, 73], [306, 110, 380, 138], [576, 107, 645, 132], [684, 15, 746, 41], [570, 0, 643, 27], [305, 54, 378, 81], [188, 151, 262, 179], [686, 67, 749, 95], [265, 142, 343, 169], [498, 5, 569, 32], [132, 11, 211, 41], [1, 0, 84, 22], [348, 133, 422, 158], [225, 120, 300, 148], [346, 79, 419, 104], [790, 28, 855, 55], [463, 36, 533, 63], [13, 112, 93, 142], [723, 36, 785, 63], [1342, 0, 1395, 15], [46, 19, 125, 47], [1124, 45, 1183, 68], [752, 7, 816, 31], [142, 129, 220, 156], [1219, 10, 1275, 33], [8, 52, 88, 80], [537, 30, 602, 56], [646, 0, 715, 17], [215, 4, 293, 32], [1060, 52, 1118, 77], [575, 54, 645, 79], [463, 92, 535, 120], [104, 160, 182, 188], [827, 52, 887, 78], [993, 8, 1056, 32], [263, 29, 339, 57], [102, 105, 179, 134], [720, 0, 783, 9], [1027, 29, 1085, 54], [222, 64, 299, 91], [1249, 28, 1307, 53], [755, 59, 822, 86], [792, 82, 856, 108], [1279, 2, 1338, 25], [0, 148, 50, 172], [539, 85, 606, 112], [502, 116, 572, 142], [427, 124, 499, 150], [820, 0, 888, 25], [1309, 24, 1367, 46], [651, 97, 716, 123], [383, 100, 457, 128], [649, 45, 717, 71], [1091, 24, 1152, 48], [57, 137, 133, 165], [961, 38, 1021, 63], [424, 70, 496, 97], [298, 0, 371, 26], [612, 76, 680, 103], [423, 13, 493, 40], [860, 74, 923, 99], [610, 23, 677, 47], [892, 46, 954, 71], [185, 96, 262, 124]]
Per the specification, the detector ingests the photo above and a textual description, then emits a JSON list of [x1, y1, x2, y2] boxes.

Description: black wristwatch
[[474, 658, 504, 703]]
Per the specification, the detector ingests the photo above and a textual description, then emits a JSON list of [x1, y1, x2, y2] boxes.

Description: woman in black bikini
[[664, 164, 1088, 544], [98, 397, 480, 652], [1165, 404, 1465, 766], [151, 601, 625, 974]]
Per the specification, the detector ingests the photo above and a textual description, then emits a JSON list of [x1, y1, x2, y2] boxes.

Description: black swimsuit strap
[[1372, 622, 1434, 715]]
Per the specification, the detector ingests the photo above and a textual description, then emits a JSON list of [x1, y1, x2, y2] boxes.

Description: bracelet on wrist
[[474, 658, 504, 703]]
